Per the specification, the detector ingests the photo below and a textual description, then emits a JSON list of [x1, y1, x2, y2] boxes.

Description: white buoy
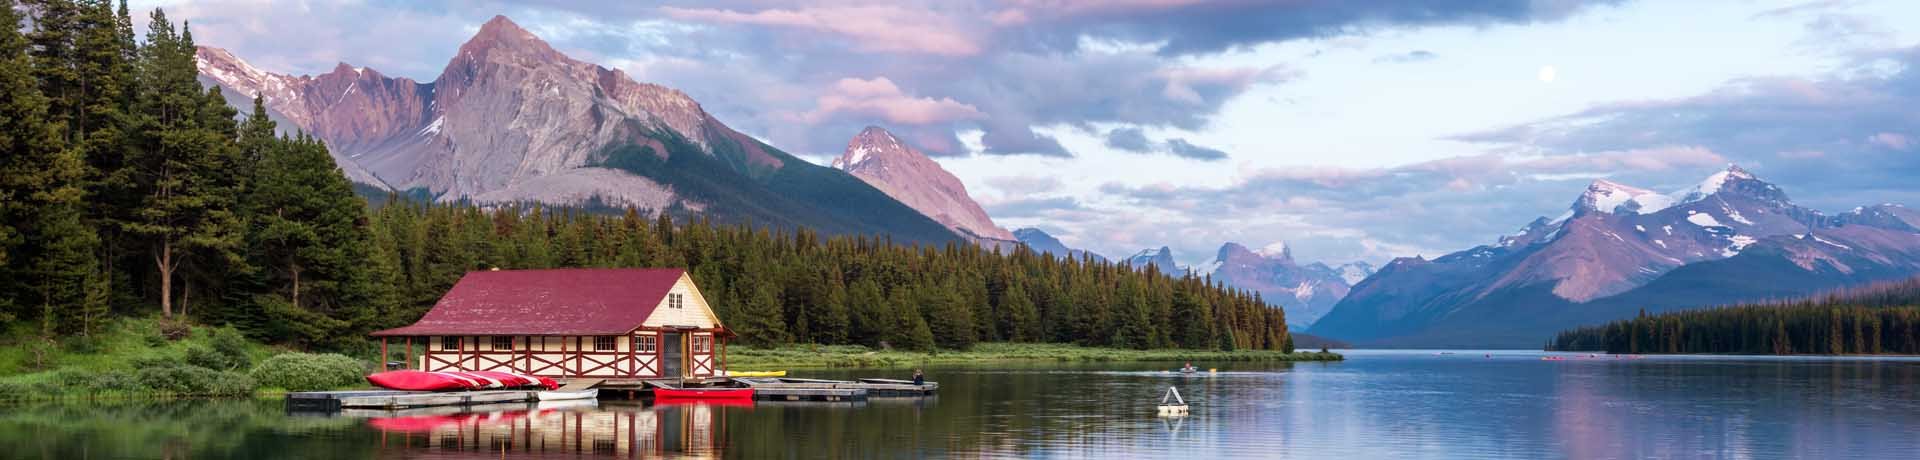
[[1157, 386, 1189, 416]]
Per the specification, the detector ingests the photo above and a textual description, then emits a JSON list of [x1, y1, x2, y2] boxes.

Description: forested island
[[1, 3, 1319, 399], [1547, 277, 1920, 354]]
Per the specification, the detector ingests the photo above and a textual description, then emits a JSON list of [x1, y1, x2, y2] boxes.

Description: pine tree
[[120, 12, 240, 318], [811, 269, 851, 344], [732, 281, 790, 346], [1000, 283, 1040, 342]]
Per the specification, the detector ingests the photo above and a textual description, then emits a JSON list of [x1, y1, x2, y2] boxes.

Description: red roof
[[371, 268, 692, 336]]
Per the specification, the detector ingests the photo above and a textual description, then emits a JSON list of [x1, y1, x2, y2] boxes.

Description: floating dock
[[286, 390, 538, 412], [291, 376, 937, 411]]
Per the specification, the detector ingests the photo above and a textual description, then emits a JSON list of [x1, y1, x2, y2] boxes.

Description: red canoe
[[654, 387, 755, 401], [366, 370, 559, 391]]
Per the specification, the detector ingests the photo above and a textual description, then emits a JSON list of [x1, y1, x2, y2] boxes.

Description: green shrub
[[185, 344, 247, 372], [64, 335, 104, 354], [51, 368, 141, 394], [207, 326, 253, 369], [249, 353, 365, 391], [135, 363, 256, 397]]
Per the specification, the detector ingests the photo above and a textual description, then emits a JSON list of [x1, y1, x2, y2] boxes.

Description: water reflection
[[3, 353, 1919, 459]]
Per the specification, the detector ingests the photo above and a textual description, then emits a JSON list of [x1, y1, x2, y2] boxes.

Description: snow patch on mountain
[[1687, 212, 1724, 228]]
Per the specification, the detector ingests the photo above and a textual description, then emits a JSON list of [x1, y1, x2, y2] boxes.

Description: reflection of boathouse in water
[[371, 402, 732, 458]]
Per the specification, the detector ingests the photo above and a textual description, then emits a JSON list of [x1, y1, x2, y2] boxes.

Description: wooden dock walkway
[[286, 390, 537, 411], [289, 376, 938, 412]]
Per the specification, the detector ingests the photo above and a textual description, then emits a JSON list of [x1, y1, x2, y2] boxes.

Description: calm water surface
[[4, 350, 1919, 459]]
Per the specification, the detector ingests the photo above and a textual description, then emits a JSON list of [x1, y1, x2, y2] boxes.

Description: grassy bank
[[0, 318, 371, 402], [727, 342, 1344, 369]]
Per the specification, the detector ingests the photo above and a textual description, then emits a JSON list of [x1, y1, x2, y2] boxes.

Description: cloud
[[1453, 44, 1920, 212], [1105, 127, 1153, 152], [1869, 132, 1911, 150], [802, 77, 986, 125], [1373, 50, 1438, 64], [659, 5, 980, 56], [984, 196, 1086, 218], [991, 0, 1624, 56], [1164, 138, 1228, 161], [984, 176, 1063, 195], [1104, 127, 1228, 161]]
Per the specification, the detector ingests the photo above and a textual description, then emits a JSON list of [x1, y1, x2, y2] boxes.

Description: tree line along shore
[[1548, 277, 1920, 355]]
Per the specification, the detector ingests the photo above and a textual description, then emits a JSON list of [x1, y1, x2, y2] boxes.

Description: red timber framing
[[402, 328, 729, 378]]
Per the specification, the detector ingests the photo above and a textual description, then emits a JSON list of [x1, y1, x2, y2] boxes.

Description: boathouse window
[[637, 335, 657, 353], [594, 336, 617, 351], [441, 336, 461, 351], [668, 293, 684, 309], [491, 336, 513, 351], [692, 335, 712, 353]]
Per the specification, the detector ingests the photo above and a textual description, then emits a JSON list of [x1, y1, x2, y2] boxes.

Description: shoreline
[[726, 342, 1345, 369]]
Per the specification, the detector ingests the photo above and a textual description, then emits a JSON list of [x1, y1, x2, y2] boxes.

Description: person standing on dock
[[912, 369, 925, 386]]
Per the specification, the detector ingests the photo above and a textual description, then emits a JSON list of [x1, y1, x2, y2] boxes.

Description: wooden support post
[[405, 337, 413, 370], [380, 337, 388, 370], [561, 335, 570, 378]]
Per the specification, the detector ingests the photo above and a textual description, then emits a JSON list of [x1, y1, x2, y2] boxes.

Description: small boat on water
[[655, 387, 756, 401], [731, 370, 788, 377], [536, 388, 599, 401], [1157, 387, 1189, 416]]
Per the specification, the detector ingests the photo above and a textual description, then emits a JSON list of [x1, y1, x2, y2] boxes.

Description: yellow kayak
[[731, 370, 787, 377]]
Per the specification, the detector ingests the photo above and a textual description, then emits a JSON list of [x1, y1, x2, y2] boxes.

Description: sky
[[133, 0, 1920, 267]]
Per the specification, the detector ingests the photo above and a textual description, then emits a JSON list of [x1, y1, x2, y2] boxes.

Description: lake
[[4, 350, 1919, 459]]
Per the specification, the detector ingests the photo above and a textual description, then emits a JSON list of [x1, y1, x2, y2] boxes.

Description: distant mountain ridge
[[1014, 228, 1107, 262], [1119, 243, 1375, 330], [1311, 165, 1920, 347], [195, 15, 959, 244]]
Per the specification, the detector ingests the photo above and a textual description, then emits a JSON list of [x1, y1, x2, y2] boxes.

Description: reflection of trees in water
[[0, 399, 372, 459]]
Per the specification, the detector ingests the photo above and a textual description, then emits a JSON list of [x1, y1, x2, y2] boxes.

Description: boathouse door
[[661, 331, 683, 378]]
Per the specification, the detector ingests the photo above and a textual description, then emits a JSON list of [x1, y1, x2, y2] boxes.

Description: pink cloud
[[991, 0, 1211, 25], [804, 77, 986, 125], [660, 6, 981, 56]]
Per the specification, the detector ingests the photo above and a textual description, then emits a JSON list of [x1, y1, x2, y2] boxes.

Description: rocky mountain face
[[1310, 165, 1920, 347], [196, 15, 959, 244], [832, 126, 1018, 249], [1201, 242, 1374, 330], [1013, 228, 1107, 262], [1115, 242, 1375, 329]]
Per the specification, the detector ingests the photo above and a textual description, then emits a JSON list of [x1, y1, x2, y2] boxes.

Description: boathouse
[[371, 268, 730, 379]]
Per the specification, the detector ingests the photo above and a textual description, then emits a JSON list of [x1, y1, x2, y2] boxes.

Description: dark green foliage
[[248, 353, 365, 391], [182, 326, 250, 371], [1550, 276, 1920, 354], [134, 363, 256, 396]]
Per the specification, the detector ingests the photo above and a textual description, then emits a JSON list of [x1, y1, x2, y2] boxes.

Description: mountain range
[[1121, 244, 1375, 330], [1310, 165, 1920, 347], [1013, 228, 1108, 262], [195, 16, 959, 244]]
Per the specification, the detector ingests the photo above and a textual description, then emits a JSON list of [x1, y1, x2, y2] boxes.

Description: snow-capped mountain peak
[[1254, 241, 1294, 261]]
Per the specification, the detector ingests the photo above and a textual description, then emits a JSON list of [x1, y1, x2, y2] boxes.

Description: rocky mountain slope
[[832, 126, 1018, 249], [196, 15, 958, 244], [1310, 166, 1920, 347], [1201, 242, 1374, 329], [1118, 243, 1375, 329]]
